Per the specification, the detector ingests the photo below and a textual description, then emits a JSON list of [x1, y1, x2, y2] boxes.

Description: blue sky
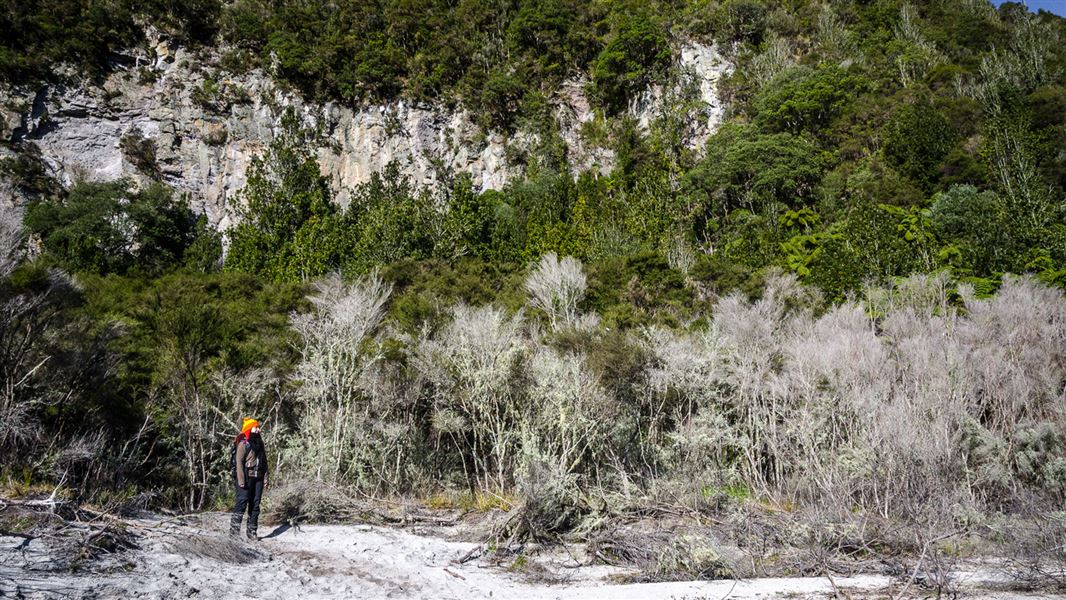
[[992, 0, 1066, 17]]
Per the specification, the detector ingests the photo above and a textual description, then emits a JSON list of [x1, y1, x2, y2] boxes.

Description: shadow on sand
[[263, 523, 291, 539]]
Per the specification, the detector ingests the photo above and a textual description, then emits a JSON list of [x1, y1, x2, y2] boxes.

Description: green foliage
[[381, 258, 524, 334], [585, 252, 697, 329], [501, 173, 583, 260], [82, 270, 302, 378], [1027, 85, 1066, 130], [712, 0, 767, 44], [0, 0, 220, 83], [216, 0, 608, 121], [719, 209, 787, 272], [591, 14, 671, 114], [803, 200, 940, 300], [25, 181, 198, 276], [137, 0, 223, 44], [930, 185, 1006, 274], [781, 230, 838, 277], [344, 162, 436, 273], [119, 131, 160, 176], [506, 0, 596, 83], [435, 175, 499, 260], [183, 216, 223, 273], [0, 144, 61, 198], [883, 99, 957, 189], [225, 110, 345, 282], [879, 204, 934, 244], [257, 3, 405, 103], [683, 124, 826, 219], [753, 65, 864, 135], [0, 0, 139, 83]]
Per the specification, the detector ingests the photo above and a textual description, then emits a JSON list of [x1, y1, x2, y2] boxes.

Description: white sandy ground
[[1, 513, 1061, 600]]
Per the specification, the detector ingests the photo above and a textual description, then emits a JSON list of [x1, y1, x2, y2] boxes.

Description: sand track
[[1, 513, 1059, 599]]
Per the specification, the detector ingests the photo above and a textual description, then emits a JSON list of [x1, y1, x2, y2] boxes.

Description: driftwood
[[0, 497, 141, 578], [454, 545, 483, 565], [1003, 555, 1066, 591]]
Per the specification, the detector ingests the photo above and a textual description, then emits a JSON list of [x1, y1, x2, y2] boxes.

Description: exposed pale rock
[[2, 39, 732, 229]]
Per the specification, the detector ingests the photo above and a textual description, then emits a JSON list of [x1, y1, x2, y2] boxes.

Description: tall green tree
[[25, 181, 198, 276], [752, 65, 864, 136], [225, 110, 347, 282], [883, 99, 956, 190], [591, 14, 671, 114]]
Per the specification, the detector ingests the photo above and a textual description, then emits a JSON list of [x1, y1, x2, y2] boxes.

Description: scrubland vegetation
[[4, 0, 1066, 587]]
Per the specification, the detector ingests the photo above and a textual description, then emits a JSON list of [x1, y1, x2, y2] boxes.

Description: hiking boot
[[230, 511, 244, 537]]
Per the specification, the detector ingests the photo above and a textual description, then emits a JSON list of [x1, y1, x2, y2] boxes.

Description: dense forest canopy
[[6, 0, 1064, 295], [2, 2, 1066, 569]]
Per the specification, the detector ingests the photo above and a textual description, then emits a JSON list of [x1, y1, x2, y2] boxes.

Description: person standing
[[230, 418, 269, 540]]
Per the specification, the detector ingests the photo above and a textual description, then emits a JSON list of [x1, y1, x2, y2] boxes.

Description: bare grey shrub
[[254, 261, 1066, 538], [648, 271, 1066, 517], [991, 512, 1066, 591], [347, 345, 432, 493], [0, 204, 23, 280], [532, 267, 1051, 527], [711, 273, 820, 493], [664, 237, 696, 276], [875, 313, 967, 509], [892, 4, 944, 86], [502, 456, 584, 543], [799, 274, 1062, 513], [414, 302, 525, 492], [524, 347, 611, 476], [665, 408, 743, 486], [0, 386, 38, 452], [264, 478, 372, 525], [211, 367, 281, 428], [654, 532, 735, 580], [524, 253, 587, 331], [208, 367, 285, 478], [288, 273, 393, 485], [958, 276, 1066, 429], [641, 325, 725, 460], [775, 303, 891, 504], [52, 430, 107, 477], [816, 4, 858, 64], [767, 275, 969, 512], [0, 271, 78, 457], [750, 35, 794, 87]]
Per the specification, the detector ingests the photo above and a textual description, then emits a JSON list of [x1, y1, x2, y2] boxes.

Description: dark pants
[[230, 477, 264, 539]]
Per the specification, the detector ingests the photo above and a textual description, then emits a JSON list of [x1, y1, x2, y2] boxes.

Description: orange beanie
[[241, 418, 259, 437]]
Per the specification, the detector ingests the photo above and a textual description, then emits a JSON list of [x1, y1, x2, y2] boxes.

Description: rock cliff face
[[0, 38, 731, 228]]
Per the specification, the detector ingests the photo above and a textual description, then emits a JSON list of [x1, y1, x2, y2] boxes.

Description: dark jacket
[[234, 435, 268, 488]]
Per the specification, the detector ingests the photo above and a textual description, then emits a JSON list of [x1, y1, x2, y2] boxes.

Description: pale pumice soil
[[1, 512, 1060, 600]]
